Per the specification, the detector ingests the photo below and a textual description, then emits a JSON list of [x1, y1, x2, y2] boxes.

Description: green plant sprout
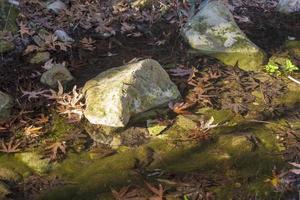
[[285, 59, 298, 73], [265, 61, 281, 76], [265, 58, 300, 85]]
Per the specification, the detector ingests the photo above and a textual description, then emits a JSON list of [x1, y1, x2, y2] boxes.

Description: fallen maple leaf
[[45, 141, 67, 161], [80, 37, 96, 51], [24, 125, 43, 138], [111, 186, 141, 200], [35, 114, 49, 125], [145, 182, 165, 200], [0, 138, 22, 153], [168, 101, 195, 115], [19, 21, 34, 38]]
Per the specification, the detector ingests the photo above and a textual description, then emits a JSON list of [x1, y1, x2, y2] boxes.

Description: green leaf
[[285, 59, 298, 73], [265, 62, 281, 76]]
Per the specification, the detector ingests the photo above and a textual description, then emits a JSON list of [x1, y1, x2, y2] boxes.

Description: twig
[[288, 75, 300, 85]]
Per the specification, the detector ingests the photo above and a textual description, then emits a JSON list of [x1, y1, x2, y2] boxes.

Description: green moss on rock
[[15, 152, 51, 174], [182, 0, 266, 71]]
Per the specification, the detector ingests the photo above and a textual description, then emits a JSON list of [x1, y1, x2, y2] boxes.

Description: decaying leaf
[[45, 141, 67, 161], [0, 137, 22, 153], [169, 101, 195, 115]]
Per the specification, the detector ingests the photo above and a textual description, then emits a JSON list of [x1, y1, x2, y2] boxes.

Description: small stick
[[288, 75, 300, 85]]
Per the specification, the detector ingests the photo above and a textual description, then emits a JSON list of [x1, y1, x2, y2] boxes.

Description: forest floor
[[1, 0, 300, 199]]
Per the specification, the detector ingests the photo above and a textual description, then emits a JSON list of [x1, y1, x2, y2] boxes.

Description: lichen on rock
[[83, 59, 181, 127], [182, 0, 266, 71]]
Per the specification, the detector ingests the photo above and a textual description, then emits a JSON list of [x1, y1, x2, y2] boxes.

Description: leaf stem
[[288, 75, 300, 85]]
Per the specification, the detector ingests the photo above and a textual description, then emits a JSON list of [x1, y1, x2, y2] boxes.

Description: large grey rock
[[0, 92, 12, 120], [40, 65, 74, 88], [182, 0, 266, 71], [277, 0, 300, 13], [83, 59, 181, 127]]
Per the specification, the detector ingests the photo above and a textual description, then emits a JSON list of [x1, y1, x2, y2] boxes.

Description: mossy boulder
[[40, 65, 74, 88], [276, 0, 300, 14], [83, 59, 181, 127], [0, 91, 13, 120], [182, 0, 266, 71]]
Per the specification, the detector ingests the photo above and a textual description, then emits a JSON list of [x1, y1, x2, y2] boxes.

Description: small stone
[[30, 51, 51, 64], [40, 64, 74, 88], [47, 0, 66, 13], [147, 120, 167, 136], [83, 59, 181, 127], [0, 91, 13, 120], [277, 0, 300, 14], [182, 0, 266, 71], [54, 30, 74, 43]]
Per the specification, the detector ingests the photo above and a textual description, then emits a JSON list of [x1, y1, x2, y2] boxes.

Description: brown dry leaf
[[0, 137, 22, 153], [35, 114, 49, 125], [23, 45, 40, 55], [112, 186, 141, 200], [169, 102, 195, 115], [43, 34, 71, 51], [19, 21, 34, 38], [121, 22, 135, 33], [145, 182, 165, 200], [80, 37, 96, 51], [24, 125, 43, 138], [45, 141, 67, 161]]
